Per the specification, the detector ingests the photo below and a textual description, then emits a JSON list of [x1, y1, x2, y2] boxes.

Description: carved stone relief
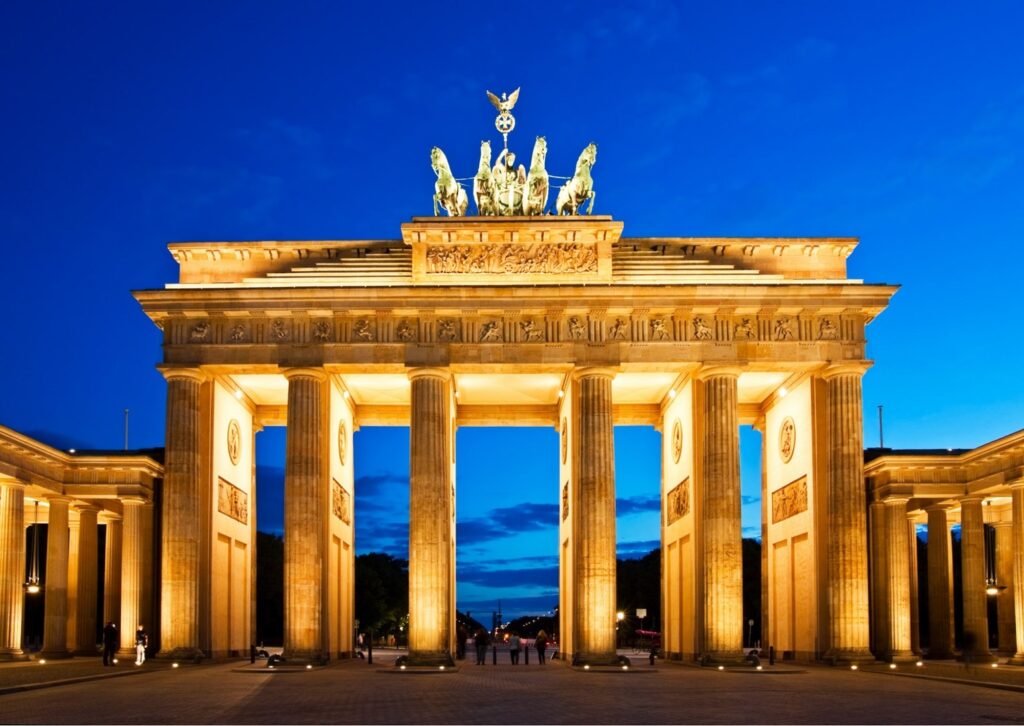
[[190, 321, 210, 342], [438, 319, 458, 341], [519, 319, 544, 341], [672, 419, 683, 463], [818, 318, 839, 340], [425, 243, 598, 274], [332, 479, 351, 524], [271, 319, 290, 341], [771, 476, 807, 523], [734, 318, 756, 340], [650, 318, 671, 341], [480, 321, 502, 342], [217, 477, 248, 525], [228, 323, 247, 343], [352, 319, 374, 341], [779, 416, 796, 464], [666, 478, 690, 525], [312, 319, 332, 342], [561, 417, 568, 464], [396, 321, 416, 342], [227, 419, 241, 465], [773, 317, 793, 341], [692, 317, 713, 340], [562, 482, 569, 522], [608, 318, 628, 340], [568, 317, 586, 340], [338, 420, 347, 466]]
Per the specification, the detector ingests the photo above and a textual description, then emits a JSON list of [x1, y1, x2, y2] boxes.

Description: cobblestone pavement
[[2, 656, 1023, 724]]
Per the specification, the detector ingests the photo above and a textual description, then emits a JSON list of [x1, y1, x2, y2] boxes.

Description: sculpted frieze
[[228, 323, 247, 343], [480, 321, 502, 342], [352, 319, 374, 342], [270, 319, 290, 341], [396, 320, 417, 342], [734, 318, 756, 340], [692, 317, 713, 341], [190, 321, 210, 342], [217, 477, 248, 525], [773, 317, 794, 341], [438, 319, 459, 342], [312, 319, 332, 342], [425, 242, 598, 274], [519, 319, 544, 342], [771, 476, 807, 523], [332, 479, 351, 524], [650, 318, 671, 341], [666, 478, 690, 525], [568, 317, 587, 340], [608, 318, 628, 340], [818, 318, 839, 340]]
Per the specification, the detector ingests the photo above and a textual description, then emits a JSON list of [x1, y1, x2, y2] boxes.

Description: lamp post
[[747, 619, 755, 649]]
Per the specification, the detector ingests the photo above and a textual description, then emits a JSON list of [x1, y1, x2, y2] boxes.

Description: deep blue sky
[[2, 1, 1022, 617]]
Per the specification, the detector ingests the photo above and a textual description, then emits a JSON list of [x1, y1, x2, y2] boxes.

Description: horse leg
[[433, 193, 440, 217], [586, 190, 596, 215]]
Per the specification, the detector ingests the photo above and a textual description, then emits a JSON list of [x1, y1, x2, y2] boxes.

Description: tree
[[355, 553, 408, 638]]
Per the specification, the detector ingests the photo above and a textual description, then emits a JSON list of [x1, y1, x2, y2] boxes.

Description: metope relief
[[425, 243, 598, 275], [438, 319, 458, 341], [270, 319, 290, 341], [332, 479, 351, 524], [666, 478, 690, 525], [817, 318, 839, 340], [692, 317, 713, 341], [190, 321, 210, 342], [608, 318, 628, 340], [519, 319, 544, 342], [650, 318, 671, 341], [226, 419, 242, 466], [480, 321, 502, 342], [771, 476, 807, 524], [338, 420, 347, 466], [734, 318, 756, 340], [217, 477, 248, 525], [773, 318, 794, 341], [779, 416, 796, 464], [568, 317, 586, 340], [396, 321, 416, 342], [312, 319, 332, 342], [228, 323, 247, 343], [352, 319, 374, 341]]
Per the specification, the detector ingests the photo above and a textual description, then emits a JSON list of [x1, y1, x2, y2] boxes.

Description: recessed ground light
[[850, 664, 858, 671], [889, 664, 896, 669]]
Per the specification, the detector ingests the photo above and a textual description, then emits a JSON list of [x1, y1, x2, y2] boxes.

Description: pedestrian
[[535, 630, 548, 665], [508, 632, 521, 665], [102, 621, 118, 666], [456, 625, 468, 660], [134, 624, 148, 665], [474, 628, 489, 665]]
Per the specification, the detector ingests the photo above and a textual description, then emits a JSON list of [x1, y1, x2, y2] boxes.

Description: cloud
[[459, 593, 558, 618], [741, 495, 760, 506], [742, 526, 761, 538], [457, 502, 558, 545], [617, 539, 661, 558], [617, 495, 661, 516], [458, 565, 559, 589]]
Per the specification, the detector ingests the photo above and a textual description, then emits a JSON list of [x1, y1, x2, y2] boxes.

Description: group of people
[[100, 621, 149, 666], [472, 629, 549, 665]]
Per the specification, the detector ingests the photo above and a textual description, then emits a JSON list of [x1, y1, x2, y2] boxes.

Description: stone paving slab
[[1, 658, 1024, 724], [0, 657, 167, 694]]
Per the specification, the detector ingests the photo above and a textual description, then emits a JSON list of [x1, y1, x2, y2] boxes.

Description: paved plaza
[[2, 655, 1023, 724]]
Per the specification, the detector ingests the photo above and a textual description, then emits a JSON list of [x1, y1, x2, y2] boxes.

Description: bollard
[[368, 630, 373, 665], [250, 644, 256, 664], [525, 642, 529, 665], [492, 644, 498, 665], [768, 646, 775, 666]]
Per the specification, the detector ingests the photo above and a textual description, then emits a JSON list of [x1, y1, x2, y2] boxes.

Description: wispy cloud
[[617, 538, 661, 558], [457, 502, 558, 545], [617, 494, 661, 516]]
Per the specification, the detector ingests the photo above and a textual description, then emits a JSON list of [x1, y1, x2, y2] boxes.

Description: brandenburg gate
[[133, 213, 896, 665]]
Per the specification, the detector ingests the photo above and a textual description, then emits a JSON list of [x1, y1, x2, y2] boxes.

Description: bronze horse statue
[[473, 141, 498, 216], [523, 136, 549, 216], [431, 146, 468, 217], [555, 143, 597, 215]]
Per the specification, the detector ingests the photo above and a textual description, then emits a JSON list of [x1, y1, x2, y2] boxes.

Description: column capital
[[158, 366, 208, 383], [694, 365, 742, 381], [45, 495, 73, 505], [283, 367, 329, 382], [989, 519, 1013, 529], [571, 366, 618, 382], [1007, 479, 1024, 491], [820, 361, 873, 380], [99, 511, 123, 524], [0, 477, 26, 490], [407, 367, 452, 382], [959, 495, 985, 506], [924, 502, 954, 513], [72, 503, 101, 515], [883, 496, 910, 506], [120, 496, 147, 507]]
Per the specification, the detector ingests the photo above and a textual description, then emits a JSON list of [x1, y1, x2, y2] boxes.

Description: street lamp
[[24, 501, 42, 595]]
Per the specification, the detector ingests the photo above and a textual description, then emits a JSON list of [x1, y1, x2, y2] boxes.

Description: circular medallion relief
[[227, 419, 242, 465], [779, 416, 796, 464], [338, 421, 347, 466], [561, 418, 568, 464], [671, 419, 683, 463]]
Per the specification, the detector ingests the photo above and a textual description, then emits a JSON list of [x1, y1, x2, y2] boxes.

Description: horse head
[[577, 143, 597, 171], [531, 136, 547, 169], [478, 141, 492, 173], [431, 146, 450, 176]]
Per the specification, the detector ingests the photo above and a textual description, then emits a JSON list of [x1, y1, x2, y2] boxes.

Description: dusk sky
[[2, 1, 1022, 617]]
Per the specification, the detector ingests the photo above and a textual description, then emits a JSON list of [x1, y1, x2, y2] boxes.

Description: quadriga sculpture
[[555, 143, 597, 215], [431, 146, 468, 217], [523, 136, 549, 216], [473, 141, 498, 216]]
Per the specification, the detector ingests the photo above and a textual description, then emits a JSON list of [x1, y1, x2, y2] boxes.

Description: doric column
[[1010, 483, 1024, 665], [283, 368, 328, 662], [959, 496, 992, 661], [0, 479, 26, 660], [41, 497, 72, 658], [822, 364, 872, 660], [869, 499, 889, 657], [884, 497, 912, 659], [573, 367, 618, 664], [118, 497, 146, 657], [159, 368, 206, 658], [696, 367, 743, 661], [103, 514, 123, 629], [925, 505, 954, 658], [140, 503, 154, 650], [994, 521, 1015, 655], [908, 515, 921, 655], [72, 505, 99, 654], [407, 368, 455, 666]]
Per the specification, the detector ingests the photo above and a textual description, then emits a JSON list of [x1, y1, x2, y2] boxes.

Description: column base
[[956, 649, 998, 664], [0, 649, 28, 661], [38, 649, 72, 660], [1007, 654, 1024, 666], [823, 648, 876, 666], [157, 647, 206, 663], [889, 652, 918, 664], [405, 650, 454, 667]]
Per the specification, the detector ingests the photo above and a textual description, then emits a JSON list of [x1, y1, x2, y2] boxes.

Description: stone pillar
[[283, 369, 327, 662], [103, 515, 123, 629], [959, 497, 992, 661], [66, 511, 80, 652], [993, 521, 1015, 655], [822, 364, 872, 661], [925, 505, 954, 659], [0, 479, 26, 660], [140, 502, 154, 650], [696, 368, 743, 662], [72, 506, 100, 654], [407, 368, 455, 666], [884, 497, 912, 659], [1010, 483, 1024, 665], [118, 498, 146, 657], [908, 516, 921, 655], [159, 368, 206, 658], [41, 497, 72, 658], [869, 499, 889, 657], [573, 367, 618, 664]]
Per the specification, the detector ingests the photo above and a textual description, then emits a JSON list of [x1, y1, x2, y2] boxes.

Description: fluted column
[[41, 497, 72, 657], [0, 480, 27, 659], [159, 368, 206, 658], [573, 367, 617, 664], [884, 497, 912, 659], [103, 515, 122, 630], [697, 368, 743, 661], [118, 498, 146, 657], [140, 503, 154, 650], [407, 368, 455, 665], [822, 364, 872, 660], [925, 505, 954, 658], [283, 369, 327, 662], [869, 500, 889, 657], [72, 506, 100, 654], [960, 497, 992, 661], [908, 516, 921, 655], [1010, 483, 1024, 665], [65, 511, 80, 652], [993, 521, 1015, 655]]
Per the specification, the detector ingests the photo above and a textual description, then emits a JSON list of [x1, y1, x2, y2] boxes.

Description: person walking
[[535, 630, 548, 665], [474, 628, 489, 666], [102, 621, 118, 666], [508, 632, 521, 665], [134, 624, 148, 665]]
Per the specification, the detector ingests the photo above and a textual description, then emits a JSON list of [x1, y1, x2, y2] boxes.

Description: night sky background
[[2, 1, 1022, 617]]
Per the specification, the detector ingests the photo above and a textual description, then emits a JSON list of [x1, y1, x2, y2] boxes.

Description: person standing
[[102, 622, 118, 666], [474, 628, 489, 666], [508, 632, 521, 665], [134, 624, 148, 665], [535, 630, 548, 665]]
